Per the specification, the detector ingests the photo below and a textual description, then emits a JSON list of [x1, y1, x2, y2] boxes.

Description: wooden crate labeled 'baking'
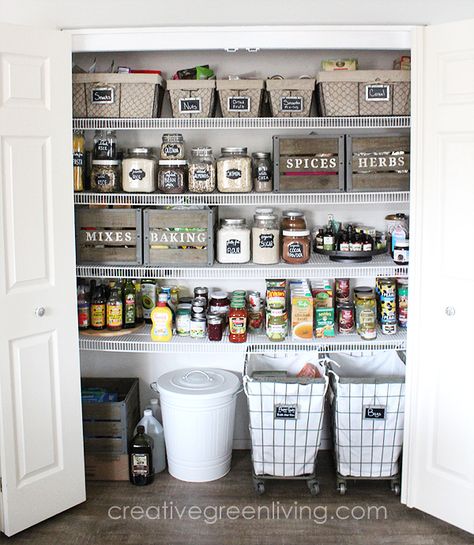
[[273, 135, 345, 192], [75, 208, 142, 265], [346, 134, 410, 191], [144, 206, 216, 266], [82, 378, 140, 456]]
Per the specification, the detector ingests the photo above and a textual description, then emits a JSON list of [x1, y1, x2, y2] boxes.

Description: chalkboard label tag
[[226, 239, 241, 254], [275, 404, 297, 419], [365, 84, 390, 102], [179, 97, 202, 113], [364, 406, 386, 420], [280, 96, 303, 112], [91, 87, 114, 104], [227, 96, 251, 112]]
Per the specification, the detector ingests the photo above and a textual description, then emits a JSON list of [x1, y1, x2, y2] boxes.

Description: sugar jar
[[217, 219, 251, 264], [252, 212, 280, 265], [217, 147, 252, 192], [122, 147, 157, 193]]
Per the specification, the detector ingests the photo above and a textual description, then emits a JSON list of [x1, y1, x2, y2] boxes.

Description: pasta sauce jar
[[282, 230, 311, 264], [228, 300, 247, 343]]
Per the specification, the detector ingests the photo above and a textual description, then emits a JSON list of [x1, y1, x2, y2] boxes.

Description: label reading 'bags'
[[91, 87, 115, 104], [280, 96, 303, 112], [179, 97, 202, 113], [275, 404, 297, 419], [226, 239, 241, 254], [364, 406, 386, 420], [365, 84, 390, 102], [227, 96, 251, 112]]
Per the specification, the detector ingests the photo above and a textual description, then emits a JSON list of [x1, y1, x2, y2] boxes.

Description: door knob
[[445, 306, 455, 317], [35, 307, 46, 318]]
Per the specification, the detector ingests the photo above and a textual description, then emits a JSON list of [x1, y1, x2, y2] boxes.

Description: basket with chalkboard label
[[167, 80, 216, 118], [266, 78, 315, 118], [317, 70, 410, 117], [216, 79, 265, 118]]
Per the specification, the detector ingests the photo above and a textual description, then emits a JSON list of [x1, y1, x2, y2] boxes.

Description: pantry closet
[[0, 21, 472, 537]]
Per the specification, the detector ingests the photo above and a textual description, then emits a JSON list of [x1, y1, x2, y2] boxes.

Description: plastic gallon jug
[[135, 409, 166, 473]]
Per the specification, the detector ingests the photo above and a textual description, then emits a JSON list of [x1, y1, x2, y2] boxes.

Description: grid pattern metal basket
[[216, 79, 265, 118], [167, 80, 216, 118]]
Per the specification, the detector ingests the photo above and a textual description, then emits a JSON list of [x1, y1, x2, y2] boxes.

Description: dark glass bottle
[[323, 221, 335, 251], [129, 425, 154, 486], [90, 285, 106, 330], [338, 229, 350, 252], [124, 280, 137, 328], [362, 233, 373, 252], [315, 228, 324, 251], [77, 283, 90, 330]]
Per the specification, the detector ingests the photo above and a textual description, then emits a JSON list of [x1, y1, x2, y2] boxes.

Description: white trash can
[[155, 368, 241, 482]]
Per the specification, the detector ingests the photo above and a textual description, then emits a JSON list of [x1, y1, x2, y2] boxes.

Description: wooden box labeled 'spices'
[[346, 134, 410, 191], [81, 377, 140, 456], [75, 208, 142, 265], [144, 206, 216, 266], [273, 135, 345, 192]]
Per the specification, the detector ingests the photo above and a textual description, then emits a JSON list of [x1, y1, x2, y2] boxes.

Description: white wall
[[2, 0, 474, 29]]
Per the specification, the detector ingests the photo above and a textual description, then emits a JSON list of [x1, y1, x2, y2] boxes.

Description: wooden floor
[[1, 452, 473, 545]]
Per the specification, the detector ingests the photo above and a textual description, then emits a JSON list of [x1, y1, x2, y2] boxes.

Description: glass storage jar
[[252, 212, 280, 265], [282, 230, 311, 264], [91, 160, 120, 192], [252, 152, 273, 192], [93, 129, 117, 160], [160, 133, 185, 160], [281, 211, 307, 231], [207, 315, 224, 341], [217, 218, 251, 264], [266, 309, 288, 341], [209, 291, 230, 322], [355, 289, 377, 340], [188, 147, 216, 193], [122, 147, 157, 193], [217, 147, 252, 193], [157, 160, 187, 193]]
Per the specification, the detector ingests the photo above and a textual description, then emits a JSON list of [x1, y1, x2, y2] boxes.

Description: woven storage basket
[[266, 79, 315, 118], [167, 80, 216, 118], [216, 79, 265, 118], [317, 70, 411, 116], [73, 73, 164, 118]]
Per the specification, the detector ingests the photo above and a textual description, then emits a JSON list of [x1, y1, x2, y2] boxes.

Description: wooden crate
[[143, 206, 216, 266], [75, 207, 142, 265], [81, 377, 140, 456], [273, 135, 345, 192], [346, 134, 410, 191]]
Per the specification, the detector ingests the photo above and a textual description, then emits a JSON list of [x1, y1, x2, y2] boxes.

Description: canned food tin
[[335, 278, 350, 304], [337, 303, 355, 334], [378, 278, 397, 334], [190, 316, 206, 338], [248, 291, 261, 309], [397, 279, 408, 328], [176, 309, 191, 336], [194, 286, 209, 302]]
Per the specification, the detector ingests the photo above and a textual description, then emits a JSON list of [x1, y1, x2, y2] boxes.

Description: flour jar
[[217, 218, 251, 264], [122, 147, 157, 193], [252, 212, 280, 264], [155, 368, 241, 482]]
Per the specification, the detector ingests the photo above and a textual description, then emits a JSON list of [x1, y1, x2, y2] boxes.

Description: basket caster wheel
[[253, 480, 265, 495], [337, 482, 347, 495], [391, 482, 401, 496], [307, 479, 320, 496]]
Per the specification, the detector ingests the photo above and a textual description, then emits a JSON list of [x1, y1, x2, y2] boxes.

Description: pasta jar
[[217, 147, 252, 193], [122, 148, 157, 193], [160, 133, 185, 160], [252, 212, 280, 265], [355, 290, 377, 340], [188, 147, 216, 193], [282, 230, 311, 264], [157, 160, 187, 193], [91, 160, 121, 192], [252, 152, 273, 192], [217, 219, 251, 264]]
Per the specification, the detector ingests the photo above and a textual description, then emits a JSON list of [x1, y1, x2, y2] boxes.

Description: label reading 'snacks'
[[91, 87, 114, 104]]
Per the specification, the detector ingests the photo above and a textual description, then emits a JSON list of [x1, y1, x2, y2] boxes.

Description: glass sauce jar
[[228, 300, 247, 343]]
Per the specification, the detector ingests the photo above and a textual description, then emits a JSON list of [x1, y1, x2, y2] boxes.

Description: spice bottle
[[73, 130, 85, 192], [252, 152, 273, 192]]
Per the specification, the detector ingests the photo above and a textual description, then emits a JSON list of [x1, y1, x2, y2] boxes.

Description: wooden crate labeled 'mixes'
[[346, 134, 410, 191], [144, 206, 216, 266], [75, 207, 142, 265], [273, 135, 345, 192]]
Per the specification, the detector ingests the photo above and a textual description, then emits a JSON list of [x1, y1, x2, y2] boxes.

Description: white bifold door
[[0, 24, 85, 536], [404, 19, 474, 534]]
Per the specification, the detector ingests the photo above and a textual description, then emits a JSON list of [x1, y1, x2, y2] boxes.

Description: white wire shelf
[[78, 324, 406, 354], [72, 116, 411, 131], [74, 190, 410, 207], [76, 254, 408, 280]]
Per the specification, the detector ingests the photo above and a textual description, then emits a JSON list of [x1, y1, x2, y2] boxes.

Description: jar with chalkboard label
[[157, 160, 187, 194], [217, 147, 252, 193], [160, 134, 185, 160], [93, 129, 117, 160], [282, 230, 311, 264], [252, 212, 280, 265], [91, 160, 121, 192], [252, 152, 273, 192], [217, 218, 251, 264], [122, 148, 157, 193], [188, 147, 216, 193]]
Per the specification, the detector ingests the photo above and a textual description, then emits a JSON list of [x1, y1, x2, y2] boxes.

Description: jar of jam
[[209, 291, 230, 321], [228, 300, 247, 343], [207, 315, 224, 341], [281, 211, 307, 231], [282, 230, 311, 264]]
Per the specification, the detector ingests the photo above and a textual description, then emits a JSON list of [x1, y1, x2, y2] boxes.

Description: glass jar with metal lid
[[252, 152, 273, 192], [252, 212, 280, 265], [266, 308, 288, 342], [91, 160, 121, 192], [160, 133, 185, 160], [217, 147, 252, 193], [158, 160, 187, 193], [217, 218, 251, 264], [188, 147, 216, 193], [354, 289, 377, 340], [122, 147, 157, 193], [281, 211, 307, 231]]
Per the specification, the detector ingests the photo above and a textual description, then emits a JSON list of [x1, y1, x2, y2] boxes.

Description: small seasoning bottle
[[252, 152, 273, 192], [282, 230, 311, 264], [73, 130, 85, 192], [228, 299, 247, 343], [207, 315, 224, 341]]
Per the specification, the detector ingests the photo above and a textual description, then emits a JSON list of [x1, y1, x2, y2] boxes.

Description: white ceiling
[[1, 0, 474, 29]]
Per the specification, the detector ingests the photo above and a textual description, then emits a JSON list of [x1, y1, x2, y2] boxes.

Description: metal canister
[[379, 278, 397, 335], [397, 279, 408, 328], [335, 278, 350, 304], [176, 308, 191, 336], [192, 296, 207, 314], [337, 303, 355, 334], [248, 291, 261, 310], [194, 286, 208, 303], [190, 315, 206, 338]]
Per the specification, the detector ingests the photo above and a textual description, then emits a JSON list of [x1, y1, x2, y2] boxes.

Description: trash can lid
[[156, 368, 240, 399]]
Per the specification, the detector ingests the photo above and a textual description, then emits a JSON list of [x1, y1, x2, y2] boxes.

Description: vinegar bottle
[[129, 425, 154, 486]]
